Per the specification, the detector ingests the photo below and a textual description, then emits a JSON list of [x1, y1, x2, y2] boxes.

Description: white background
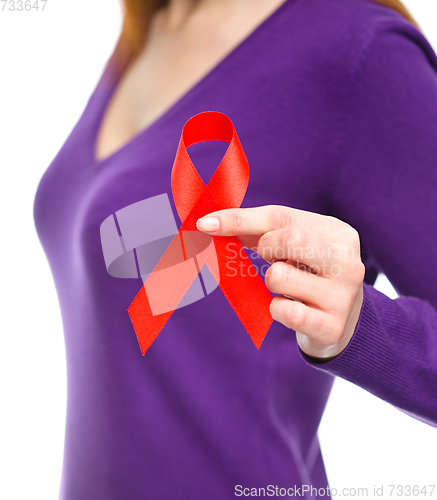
[[0, 1, 436, 499]]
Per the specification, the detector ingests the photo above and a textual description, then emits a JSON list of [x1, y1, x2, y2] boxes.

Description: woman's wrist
[[295, 283, 364, 360]]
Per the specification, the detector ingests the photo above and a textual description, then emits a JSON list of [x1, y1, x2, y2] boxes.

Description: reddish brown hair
[[108, 0, 418, 80]]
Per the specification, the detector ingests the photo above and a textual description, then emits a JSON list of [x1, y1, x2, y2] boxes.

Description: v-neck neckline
[[90, 0, 294, 169]]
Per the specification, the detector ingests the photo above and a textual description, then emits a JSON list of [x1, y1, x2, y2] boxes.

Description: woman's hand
[[196, 205, 365, 360]]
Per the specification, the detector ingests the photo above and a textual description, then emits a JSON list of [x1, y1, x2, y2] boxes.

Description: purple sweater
[[33, 0, 437, 498]]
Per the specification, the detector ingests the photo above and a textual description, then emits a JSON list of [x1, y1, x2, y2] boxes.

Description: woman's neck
[[161, 0, 278, 32]]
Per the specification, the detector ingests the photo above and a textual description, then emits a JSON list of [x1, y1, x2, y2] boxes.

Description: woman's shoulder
[[303, 0, 417, 38], [285, 0, 437, 81]]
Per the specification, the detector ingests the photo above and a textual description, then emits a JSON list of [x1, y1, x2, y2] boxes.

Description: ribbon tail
[[209, 236, 273, 349], [128, 230, 218, 355], [128, 290, 174, 355]]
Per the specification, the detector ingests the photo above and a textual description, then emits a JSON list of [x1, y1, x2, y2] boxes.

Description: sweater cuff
[[297, 283, 413, 405]]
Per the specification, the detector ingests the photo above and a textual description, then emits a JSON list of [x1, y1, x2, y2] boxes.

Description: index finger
[[196, 206, 303, 236]]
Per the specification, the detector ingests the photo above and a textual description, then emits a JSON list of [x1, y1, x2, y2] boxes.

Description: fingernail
[[197, 216, 220, 232]]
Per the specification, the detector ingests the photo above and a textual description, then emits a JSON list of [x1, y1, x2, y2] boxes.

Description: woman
[[33, 0, 437, 498]]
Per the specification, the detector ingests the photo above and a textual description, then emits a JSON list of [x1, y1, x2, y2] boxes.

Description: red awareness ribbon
[[128, 111, 273, 354]]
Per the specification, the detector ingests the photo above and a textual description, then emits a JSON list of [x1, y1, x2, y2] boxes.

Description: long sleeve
[[298, 19, 437, 427]]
